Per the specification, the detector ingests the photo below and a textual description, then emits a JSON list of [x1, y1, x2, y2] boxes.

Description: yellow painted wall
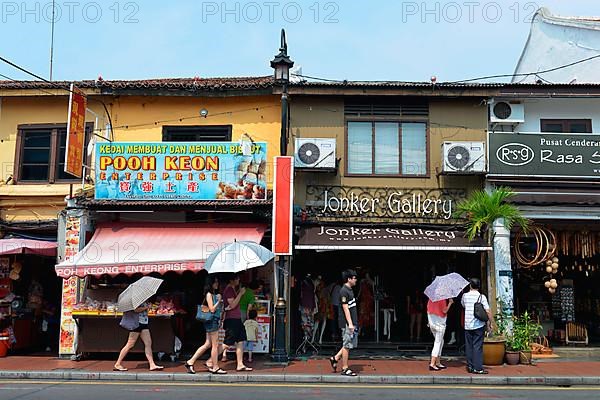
[[290, 97, 487, 206], [0, 93, 280, 223]]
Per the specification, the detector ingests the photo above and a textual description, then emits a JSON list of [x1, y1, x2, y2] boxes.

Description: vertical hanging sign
[[65, 83, 87, 178], [272, 156, 294, 255]]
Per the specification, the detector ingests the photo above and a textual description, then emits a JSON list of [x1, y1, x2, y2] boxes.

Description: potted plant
[[483, 300, 510, 365], [504, 311, 542, 365]]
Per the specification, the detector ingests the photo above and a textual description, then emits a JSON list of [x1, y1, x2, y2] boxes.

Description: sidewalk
[[0, 355, 599, 385]]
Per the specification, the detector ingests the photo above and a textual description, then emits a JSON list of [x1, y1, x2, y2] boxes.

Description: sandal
[[183, 362, 195, 374], [236, 366, 253, 372], [341, 368, 357, 376], [149, 366, 164, 371], [113, 366, 128, 372], [209, 368, 227, 375], [329, 356, 338, 372]]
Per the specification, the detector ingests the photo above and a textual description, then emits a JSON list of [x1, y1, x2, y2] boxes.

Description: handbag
[[196, 304, 213, 322], [473, 294, 489, 322], [119, 310, 140, 331]]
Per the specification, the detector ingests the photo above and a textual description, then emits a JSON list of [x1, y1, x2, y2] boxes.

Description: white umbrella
[[117, 276, 163, 312], [424, 273, 469, 302], [204, 241, 274, 274]]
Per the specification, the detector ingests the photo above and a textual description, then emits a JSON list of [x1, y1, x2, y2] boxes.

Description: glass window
[[541, 119, 592, 133], [347, 122, 372, 174], [20, 131, 51, 181], [347, 121, 427, 176], [401, 123, 427, 175], [375, 122, 399, 175]]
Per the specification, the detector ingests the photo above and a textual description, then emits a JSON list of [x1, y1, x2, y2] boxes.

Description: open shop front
[[513, 222, 600, 346], [55, 222, 273, 358], [0, 239, 61, 356], [292, 224, 490, 350]]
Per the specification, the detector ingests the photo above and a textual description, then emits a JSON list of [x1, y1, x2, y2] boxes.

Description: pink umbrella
[[424, 273, 469, 302]]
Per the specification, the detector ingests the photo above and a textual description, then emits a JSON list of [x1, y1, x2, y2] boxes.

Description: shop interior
[[291, 249, 483, 353], [514, 224, 600, 345], [0, 254, 62, 355]]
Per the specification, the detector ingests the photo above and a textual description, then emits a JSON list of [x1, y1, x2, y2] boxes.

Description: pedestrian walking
[[114, 302, 163, 372], [427, 298, 453, 371], [222, 273, 253, 372], [461, 278, 494, 374], [329, 269, 359, 377], [184, 275, 226, 374]]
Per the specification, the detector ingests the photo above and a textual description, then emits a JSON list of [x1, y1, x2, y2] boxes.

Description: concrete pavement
[[0, 355, 598, 386]]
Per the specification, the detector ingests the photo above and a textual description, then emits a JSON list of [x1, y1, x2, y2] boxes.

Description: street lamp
[[270, 29, 294, 156], [270, 29, 293, 364]]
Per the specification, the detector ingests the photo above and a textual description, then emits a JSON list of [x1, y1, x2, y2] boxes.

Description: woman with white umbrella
[[424, 273, 469, 371], [114, 277, 164, 372]]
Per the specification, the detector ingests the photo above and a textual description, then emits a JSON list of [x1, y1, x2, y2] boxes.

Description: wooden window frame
[[344, 116, 430, 178], [540, 119, 592, 133], [162, 125, 233, 142], [14, 123, 93, 184]]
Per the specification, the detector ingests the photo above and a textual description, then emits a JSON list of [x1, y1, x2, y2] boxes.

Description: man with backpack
[[461, 278, 494, 374]]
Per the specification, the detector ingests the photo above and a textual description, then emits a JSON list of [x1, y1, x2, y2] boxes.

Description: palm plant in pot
[[505, 311, 542, 365], [456, 187, 529, 366]]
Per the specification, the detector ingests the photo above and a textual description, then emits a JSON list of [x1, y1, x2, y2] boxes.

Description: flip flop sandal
[[329, 356, 338, 372], [150, 366, 164, 371], [341, 368, 357, 376], [236, 366, 253, 372], [183, 362, 195, 374], [210, 368, 227, 375], [113, 366, 128, 372]]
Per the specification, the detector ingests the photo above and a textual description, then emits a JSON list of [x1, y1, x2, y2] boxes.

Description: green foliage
[[455, 187, 529, 242], [505, 311, 542, 352]]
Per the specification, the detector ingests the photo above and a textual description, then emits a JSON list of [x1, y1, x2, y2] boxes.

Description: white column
[[493, 218, 514, 316]]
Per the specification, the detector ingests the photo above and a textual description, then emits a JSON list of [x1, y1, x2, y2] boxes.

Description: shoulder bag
[[473, 294, 489, 322], [119, 310, 140, 331], [196, 295, 214, 322]]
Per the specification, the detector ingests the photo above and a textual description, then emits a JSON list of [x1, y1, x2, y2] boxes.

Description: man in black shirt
[[329, 269, 358, 376]]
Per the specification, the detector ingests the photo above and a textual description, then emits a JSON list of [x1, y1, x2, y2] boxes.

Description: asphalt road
[[0, 381, 599, 400]]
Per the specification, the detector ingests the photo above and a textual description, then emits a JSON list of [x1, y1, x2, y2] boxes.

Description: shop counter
[[73, 314, 176, 354]]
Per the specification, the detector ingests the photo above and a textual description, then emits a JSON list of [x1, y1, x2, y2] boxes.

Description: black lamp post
[[270, 29, 293, 364], [270, 29, 294, 156]]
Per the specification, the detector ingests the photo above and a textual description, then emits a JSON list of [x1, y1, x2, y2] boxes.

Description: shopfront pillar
[[492, 218, 514, 317]]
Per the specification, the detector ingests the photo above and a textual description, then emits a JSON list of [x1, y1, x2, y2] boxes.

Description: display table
[[73, 314, 176, 354]]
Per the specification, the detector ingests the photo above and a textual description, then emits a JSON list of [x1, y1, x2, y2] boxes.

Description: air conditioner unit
[[490, 100, 525, 124], [295, 138, 336, 169], [442, 142, 486, 173]]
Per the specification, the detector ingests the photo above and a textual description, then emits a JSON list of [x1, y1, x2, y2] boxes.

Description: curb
[[0, 371, 596, 386]]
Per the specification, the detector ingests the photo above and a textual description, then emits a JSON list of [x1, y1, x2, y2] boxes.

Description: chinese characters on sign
[[95, 142, 268, 201], [64, 84, 87, 178]]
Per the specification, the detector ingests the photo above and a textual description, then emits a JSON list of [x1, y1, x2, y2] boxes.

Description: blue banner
[[94, 142, 268, 201]]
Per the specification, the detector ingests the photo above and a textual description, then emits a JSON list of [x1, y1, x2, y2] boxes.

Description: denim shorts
[[203, 317, 220, 333]]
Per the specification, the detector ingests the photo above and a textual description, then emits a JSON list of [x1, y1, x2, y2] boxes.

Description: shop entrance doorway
[[292, 250, 483, 350]]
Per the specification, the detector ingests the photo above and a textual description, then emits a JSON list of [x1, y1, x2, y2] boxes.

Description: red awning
[[55, 223, 266, 278], [0, 239, 57, 257]]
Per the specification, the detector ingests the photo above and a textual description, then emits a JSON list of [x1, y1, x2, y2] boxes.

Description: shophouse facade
[[487, 84, 600, 345], [0, 77, 282, 358], [285, 82, 500, 348]]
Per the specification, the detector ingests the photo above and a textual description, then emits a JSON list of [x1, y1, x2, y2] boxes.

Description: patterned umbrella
[[117, 276, 163, 312], [424, 273, 469, 302], [204, 241, 274, 274]]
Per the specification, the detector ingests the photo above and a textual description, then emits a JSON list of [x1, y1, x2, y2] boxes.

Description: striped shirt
[[461, 291, 490, 330]]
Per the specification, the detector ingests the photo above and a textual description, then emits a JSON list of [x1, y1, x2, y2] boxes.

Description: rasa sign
[[95, 142, 268, 200], [489, 132, 600, 179]]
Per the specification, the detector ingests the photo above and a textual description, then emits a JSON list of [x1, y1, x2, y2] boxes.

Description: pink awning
[[55, 222, 266, 278], [0, 239, 57, 257]]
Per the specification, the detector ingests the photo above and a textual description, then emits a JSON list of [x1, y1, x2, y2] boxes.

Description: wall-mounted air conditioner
[[294, 138, 336, 169], [442, 141, 486, 173], [490, 100, 525, 124]]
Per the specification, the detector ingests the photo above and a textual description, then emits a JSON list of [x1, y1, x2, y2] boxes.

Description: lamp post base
[[271, 297, 288, 364]]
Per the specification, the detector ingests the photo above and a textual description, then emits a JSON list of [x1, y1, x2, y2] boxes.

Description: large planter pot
[[519, 350, 532, 365], [505, 350, 520, 365], [483, 340, 505, 366]]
